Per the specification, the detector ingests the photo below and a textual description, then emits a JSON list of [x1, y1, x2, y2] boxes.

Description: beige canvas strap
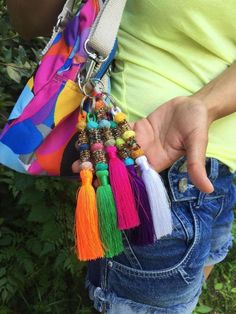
[[87, 0, 127, 59], [43, 0, 127, 60]]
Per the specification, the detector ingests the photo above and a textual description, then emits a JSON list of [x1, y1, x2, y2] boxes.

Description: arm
[[132, 62, 236, 193], [6, 0, 66, 39]]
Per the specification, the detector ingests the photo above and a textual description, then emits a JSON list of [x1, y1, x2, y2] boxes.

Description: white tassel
[[136, 155, 173, 239]]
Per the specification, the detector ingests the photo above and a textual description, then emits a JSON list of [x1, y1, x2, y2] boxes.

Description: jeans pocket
[[115, 201, 196, 272], [105, 201, 201, 307], [199, 195, 225, 220]]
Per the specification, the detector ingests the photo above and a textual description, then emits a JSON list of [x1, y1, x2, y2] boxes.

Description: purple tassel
[[127, 164, 155, 245]]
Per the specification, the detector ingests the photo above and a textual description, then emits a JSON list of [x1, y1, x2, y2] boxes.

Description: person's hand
[[131, 96, 214, 193]]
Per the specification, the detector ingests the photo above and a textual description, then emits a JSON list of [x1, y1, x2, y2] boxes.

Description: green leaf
[[231, 287, 236, 293], [27, 204, 53, 223], [196, 305, 213, 313], [0, 269, 6, 278], [42, 221, 61, 241], [6, 66, 22, 83], [0, 277, 7, 287], [214, 282, 223, 290], [1, 288, 9, 303]]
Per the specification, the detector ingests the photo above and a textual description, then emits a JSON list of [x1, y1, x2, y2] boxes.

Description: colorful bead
[[95, 163, 109, 171], [105, 139, 116, 146], [123, 130, 136, 141], [80, 161, 93, 170], [78, 143, 90, 152], [131, 148, 144, 159], [118, 144, 129, 159], [110, 121, 117, 129], [87, 121, 99, 129], [80, 150, 91, 162], [116, 138, 125, 147], [124, 158, 135, 166], [126, 137, 137, 149], [99, 119, 111, 128], [95, 99, 105, 110], [91, 143, 104, 152], [114, 112, 127, 123], [76, 120, 87, 131], [101, 128, 113, 142]]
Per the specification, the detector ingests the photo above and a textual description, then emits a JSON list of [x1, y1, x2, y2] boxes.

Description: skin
[[6, 0, 66, 39], [7, 1, 236, 279]]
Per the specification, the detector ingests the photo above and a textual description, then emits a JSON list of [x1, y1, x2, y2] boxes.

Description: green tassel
[[96, 170, 124, 258]]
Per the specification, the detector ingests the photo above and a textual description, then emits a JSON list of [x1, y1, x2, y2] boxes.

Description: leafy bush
[[0, 1, 94, 313]]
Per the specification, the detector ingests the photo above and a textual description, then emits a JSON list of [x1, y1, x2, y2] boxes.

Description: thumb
[[128, 121, 135, 130], [72, 160, 81, 174], [185, 131, 214, 193]]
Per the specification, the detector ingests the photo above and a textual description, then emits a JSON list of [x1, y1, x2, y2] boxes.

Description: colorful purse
[[0, 0, 173, 261]]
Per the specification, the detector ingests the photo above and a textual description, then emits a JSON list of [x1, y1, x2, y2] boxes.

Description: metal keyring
[[84, 39, 109, 63], [82, 78, 105, 98], [100, 92, 120, 112]]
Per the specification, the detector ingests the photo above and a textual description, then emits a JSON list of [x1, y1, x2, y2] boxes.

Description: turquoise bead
[[124, 158, 134, 166], [110, 121, 117, 129], [87, 121, 98, 129], [99, 119, 111, 128], [95, 163, 108, 171]]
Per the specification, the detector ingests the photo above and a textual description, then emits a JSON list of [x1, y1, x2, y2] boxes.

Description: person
[[6, 1, 236, 313]]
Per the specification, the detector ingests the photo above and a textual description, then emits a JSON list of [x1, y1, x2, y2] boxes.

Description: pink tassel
[[106, 146, 140, 230]]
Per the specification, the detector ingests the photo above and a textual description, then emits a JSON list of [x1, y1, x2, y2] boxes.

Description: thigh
[[205, 176, 236, 266]]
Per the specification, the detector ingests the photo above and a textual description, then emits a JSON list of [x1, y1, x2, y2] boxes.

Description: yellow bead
[[131, 148, 144, 159], [116, 138, 125, 147], [114, 112, 127, 123], [123, 130, 136, 140], [76, 121, 86, 131]]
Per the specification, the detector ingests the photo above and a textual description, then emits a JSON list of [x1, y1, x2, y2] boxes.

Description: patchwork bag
[[0, 0, 173, 261]]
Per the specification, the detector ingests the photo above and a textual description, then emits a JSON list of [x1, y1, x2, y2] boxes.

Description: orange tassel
[[74, 169, 104, 261]]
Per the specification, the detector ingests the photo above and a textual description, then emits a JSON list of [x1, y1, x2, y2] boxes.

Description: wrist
[[170, 95, 215, 126], [190, 90, 220, 124]]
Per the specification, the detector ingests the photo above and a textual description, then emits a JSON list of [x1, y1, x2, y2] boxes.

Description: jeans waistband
[[160, 157, 232, 206]]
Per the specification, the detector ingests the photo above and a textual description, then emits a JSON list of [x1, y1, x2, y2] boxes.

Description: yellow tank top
[[111, 0, 236, 172]]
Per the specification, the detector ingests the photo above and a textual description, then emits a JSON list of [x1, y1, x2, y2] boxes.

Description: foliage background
[[0, 1, 235, 313]]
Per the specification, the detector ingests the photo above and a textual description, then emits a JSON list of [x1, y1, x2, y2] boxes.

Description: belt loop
[[209, 158, 219, 182], [195, 158, 219, 207]]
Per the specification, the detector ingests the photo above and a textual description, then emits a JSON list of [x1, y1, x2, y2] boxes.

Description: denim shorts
[[86, 157, 236, 314]]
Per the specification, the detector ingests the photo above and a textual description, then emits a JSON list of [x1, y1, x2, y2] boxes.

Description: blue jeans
[[86, 157, 236, 314]]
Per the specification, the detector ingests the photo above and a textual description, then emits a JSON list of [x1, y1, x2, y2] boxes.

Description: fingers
[[128, 121, 135, 130], [185, 131, 214, 193], [72, 160, 81, 173]]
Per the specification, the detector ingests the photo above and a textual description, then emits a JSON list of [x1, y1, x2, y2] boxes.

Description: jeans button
[[108, 261, 113, 268], [179, 161, 187, 173], [178, 177, 188, 193]]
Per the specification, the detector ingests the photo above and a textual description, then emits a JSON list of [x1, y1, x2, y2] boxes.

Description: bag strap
[[57, 0, 127, 60], [43, 0, 127, 68], [86, 0, 127, 59], [57, 0, 75, 28]]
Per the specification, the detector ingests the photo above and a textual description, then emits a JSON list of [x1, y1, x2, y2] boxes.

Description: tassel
[[86, 110, 124, 256], [136, 155, 172, 239], [75, 168, 104, 261], [113, 110, 172, 240], [106, 146, 140, 230], [111, 122, 154, 245], [93, 105, 140, 231], [127, 163, 155, 245], [96, 169, 124, 257]]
